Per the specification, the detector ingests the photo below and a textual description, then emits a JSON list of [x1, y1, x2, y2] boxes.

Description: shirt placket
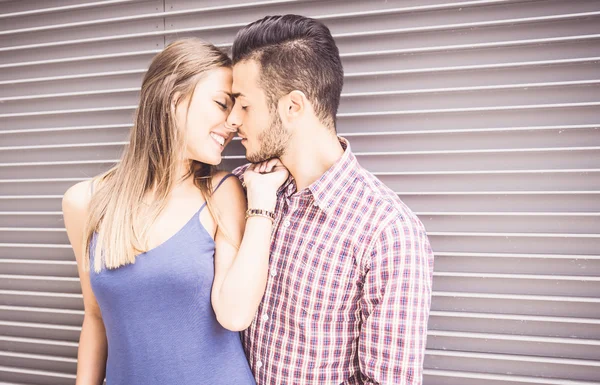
[[252, 184, 297, 382]]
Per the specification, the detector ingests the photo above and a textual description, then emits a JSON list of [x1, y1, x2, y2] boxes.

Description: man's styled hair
[[232, 15, 344, 130]]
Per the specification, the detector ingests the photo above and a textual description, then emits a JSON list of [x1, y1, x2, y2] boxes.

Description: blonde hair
[[83, 38, 232, 273]]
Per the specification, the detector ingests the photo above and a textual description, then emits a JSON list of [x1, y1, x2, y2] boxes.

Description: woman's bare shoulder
[[62, 180, 94, 214]]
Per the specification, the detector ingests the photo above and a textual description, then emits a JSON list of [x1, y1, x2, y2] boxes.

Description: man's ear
[[280, 90, 306, 122]]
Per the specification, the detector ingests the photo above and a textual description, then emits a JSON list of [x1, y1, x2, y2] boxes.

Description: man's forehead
[[232, 60, 260, 89]]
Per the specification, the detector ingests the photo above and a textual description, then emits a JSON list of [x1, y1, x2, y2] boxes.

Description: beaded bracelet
[[245, 208, 275, 223]]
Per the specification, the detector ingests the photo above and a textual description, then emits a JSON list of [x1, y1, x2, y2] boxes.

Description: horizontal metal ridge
[[424, 368, 598, 384], [0, 123, 131, 135], [398, 191, 600, 195], [0, 274, 79, 282], [0, 105, 136, 118], [433, 272, 600, 281], [0, 259, 75, 266], [343, 79, 600, 97], [347, 56, 600, 78], [430, 310, 600, 325], [342, 34, 600, 58], [427, 330, 600, 346], [0, 290, 81, 299], [339, 102, 600, 117], [434, 291, 600, 302], [426, 349, 600, 366], [428, 231, 600, 238], [0, 0, 544, 37], [0, 0, 293, 22], [0, 305, 82, 315], [0, 320, 80, 331], [0, 142, 127, 151], [0, 335, 78, 347], [0, 69, 145, 86], [4, 79, 599, 103], [375, 168, 600, 175], [0, 0, 138, 19], [337, 11, 600, 39], [0, 178, 86, 183], [0, 350, 76, 363], [0, 243, 71, 249], [0, 211, 62, 215], [0, 49, 161, 69], [0, 364, 75, 378], [0, 196, 63, 199], [353, 147, 600, 156], [433, 252, 600, 259], [418, 212, 600, 216], [0, 87, 138, 102], [0, 227, 64, 232], [2, 9, 598, 53], [0, 159, 118, 167]]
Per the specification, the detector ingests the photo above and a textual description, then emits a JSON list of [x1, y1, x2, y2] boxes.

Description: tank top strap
[[199, 173, 236, 212]]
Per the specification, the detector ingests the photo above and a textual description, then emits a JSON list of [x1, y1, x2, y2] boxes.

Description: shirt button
[[270, 269, 277, 277], [256, 360, 263, 369], [313, 201, 320, 208], [261, 314, 269, 322], [284, 220, 291, 228]]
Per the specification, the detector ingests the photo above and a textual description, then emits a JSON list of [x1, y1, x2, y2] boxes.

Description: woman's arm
[[210, 161, 288, 331], [62, 181, 108, 385]]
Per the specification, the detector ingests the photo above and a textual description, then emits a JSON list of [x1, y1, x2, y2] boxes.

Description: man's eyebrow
[[231, 92, 244, 99]]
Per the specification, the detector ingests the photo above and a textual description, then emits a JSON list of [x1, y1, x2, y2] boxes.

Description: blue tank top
[[89, 175, 256, 385]]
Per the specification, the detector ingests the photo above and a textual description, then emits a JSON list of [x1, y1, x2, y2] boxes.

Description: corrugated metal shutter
[[0, 0, 598, 384]]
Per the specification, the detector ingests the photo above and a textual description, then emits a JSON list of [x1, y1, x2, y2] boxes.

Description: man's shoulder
[[352, 166, 424, 232]]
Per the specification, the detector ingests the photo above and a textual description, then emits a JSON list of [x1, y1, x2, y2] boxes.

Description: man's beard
[[247, 110, 291, 163]]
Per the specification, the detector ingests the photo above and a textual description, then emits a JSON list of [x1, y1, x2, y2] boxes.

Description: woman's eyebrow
[[217, 90, 235, 101]]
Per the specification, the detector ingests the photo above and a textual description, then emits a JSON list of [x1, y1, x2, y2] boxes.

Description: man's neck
[[281, 129, 345, 192]]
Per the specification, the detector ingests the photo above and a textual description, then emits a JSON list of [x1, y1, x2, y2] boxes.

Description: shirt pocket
[[290, 240, 358, 319]]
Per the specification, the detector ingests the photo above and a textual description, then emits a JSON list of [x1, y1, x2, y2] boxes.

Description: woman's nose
[[224, 120, 238, 132]]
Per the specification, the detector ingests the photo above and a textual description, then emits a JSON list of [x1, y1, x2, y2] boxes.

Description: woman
[[62, 39, 287, 385]]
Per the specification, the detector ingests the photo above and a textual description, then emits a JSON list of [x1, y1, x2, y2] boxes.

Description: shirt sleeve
[[359, 214, 434, 385], [231, 163, 251, 184]]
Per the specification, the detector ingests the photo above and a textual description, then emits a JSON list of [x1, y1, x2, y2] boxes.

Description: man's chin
[[246, 150, 272, 164]]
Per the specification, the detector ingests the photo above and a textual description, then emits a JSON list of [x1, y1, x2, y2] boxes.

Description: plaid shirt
[[233, 137, 434, 385]]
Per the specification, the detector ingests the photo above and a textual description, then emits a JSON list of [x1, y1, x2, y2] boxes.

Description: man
[[227, 14, 434, 385]]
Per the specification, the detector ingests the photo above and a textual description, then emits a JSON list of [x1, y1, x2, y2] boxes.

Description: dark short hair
[[232, 15, 344, 130]]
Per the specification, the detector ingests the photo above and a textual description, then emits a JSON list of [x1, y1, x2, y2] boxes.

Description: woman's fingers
[[248, 158, 285, 175], [265, 158, 280, 173]]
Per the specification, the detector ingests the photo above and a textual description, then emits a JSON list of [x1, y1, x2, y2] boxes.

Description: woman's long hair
[[83, 39, 232, 273]]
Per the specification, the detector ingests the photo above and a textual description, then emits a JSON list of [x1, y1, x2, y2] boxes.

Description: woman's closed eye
[[215, 101, 229, 111]]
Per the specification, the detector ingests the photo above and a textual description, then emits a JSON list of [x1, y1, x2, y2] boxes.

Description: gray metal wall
[[0, 0, 599, 384]]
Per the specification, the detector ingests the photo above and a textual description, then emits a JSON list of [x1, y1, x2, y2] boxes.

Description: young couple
[[63, 15, 434, 385]]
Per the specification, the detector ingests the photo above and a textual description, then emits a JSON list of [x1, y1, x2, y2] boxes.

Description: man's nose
[[226, 110, 241, 132]]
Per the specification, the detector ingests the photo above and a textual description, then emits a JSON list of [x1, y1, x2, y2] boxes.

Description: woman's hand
[[243, 158, 289, 212]]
